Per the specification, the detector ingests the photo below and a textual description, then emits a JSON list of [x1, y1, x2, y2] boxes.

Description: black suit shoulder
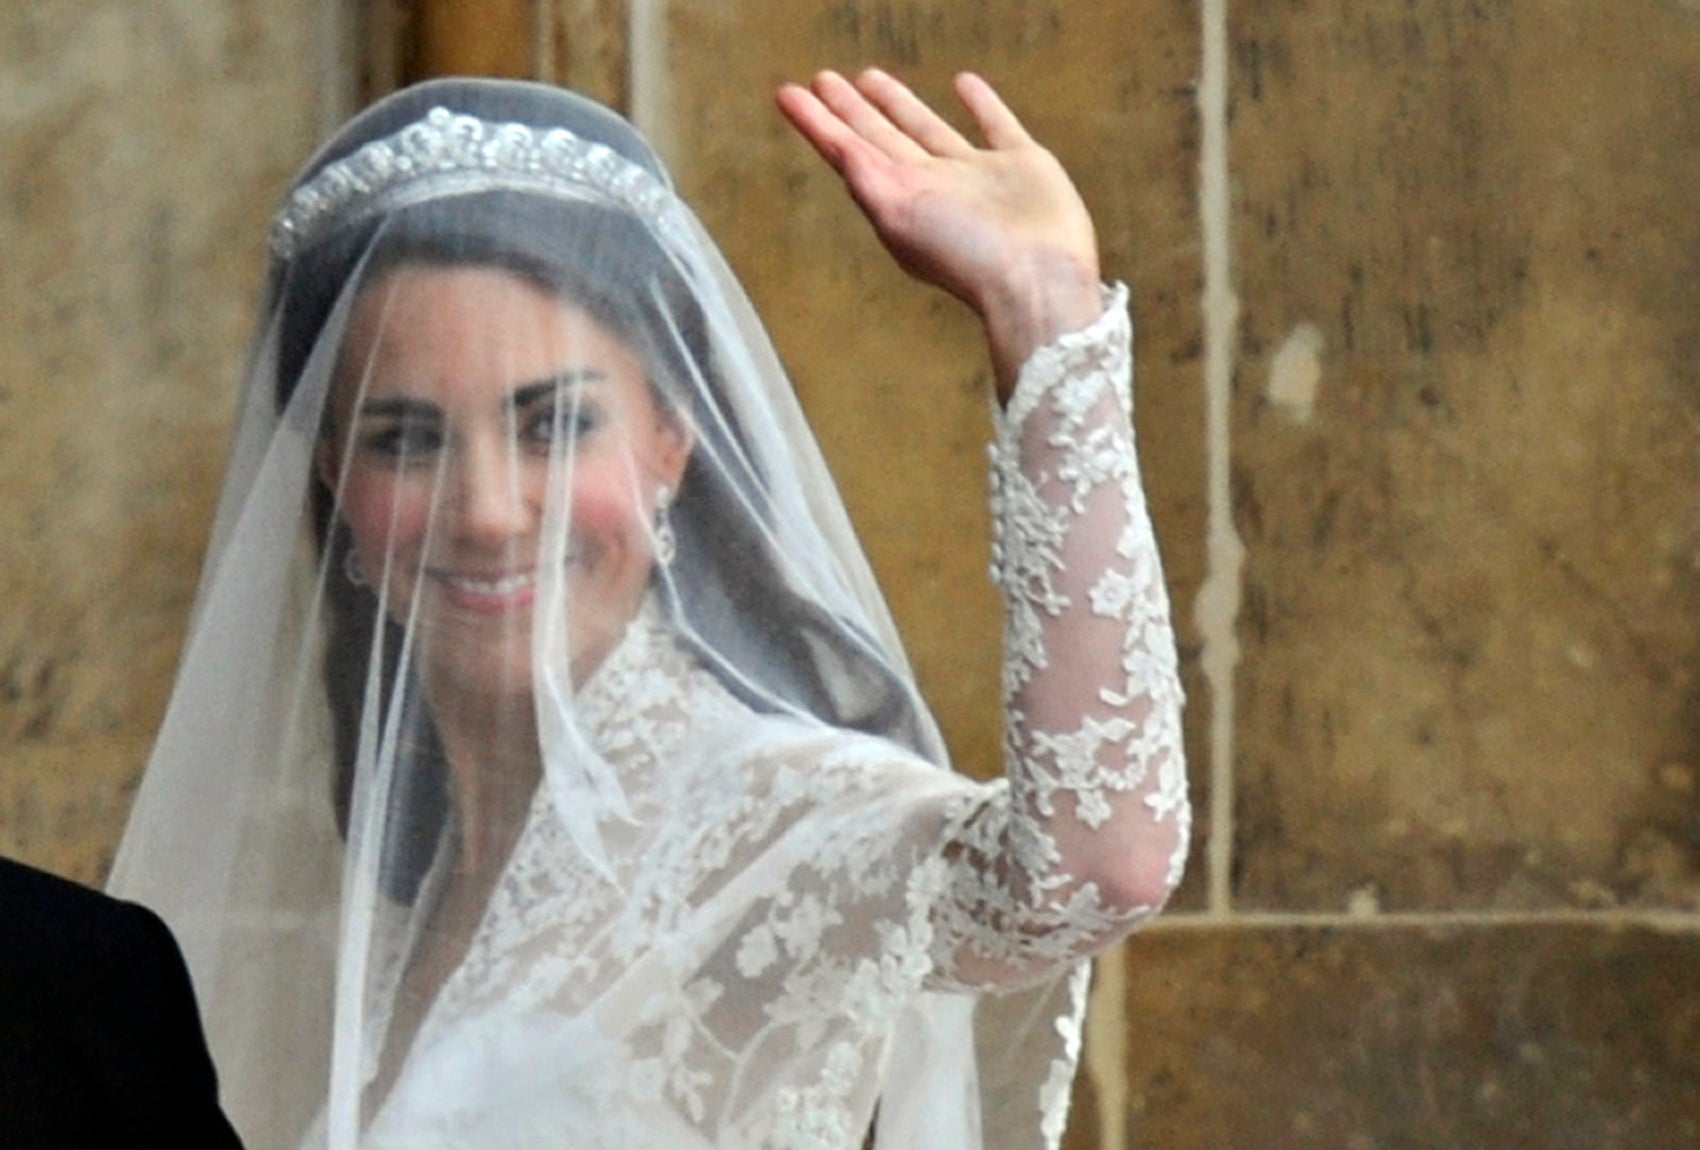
[[2, 855, 160, 966], [0, 856, 244, 1149]]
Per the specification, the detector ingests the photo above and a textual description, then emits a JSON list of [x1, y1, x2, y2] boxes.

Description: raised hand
[[776, 68, 1105, 399]]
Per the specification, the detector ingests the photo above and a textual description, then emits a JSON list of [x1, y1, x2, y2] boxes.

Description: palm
[[776, 70, 1099, 323]]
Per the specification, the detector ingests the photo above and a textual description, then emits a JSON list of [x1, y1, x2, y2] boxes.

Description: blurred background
[[3, 0, 1697, 1145]]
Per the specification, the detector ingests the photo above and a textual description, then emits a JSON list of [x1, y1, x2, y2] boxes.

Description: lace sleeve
[[931, 283, 1190, 990]]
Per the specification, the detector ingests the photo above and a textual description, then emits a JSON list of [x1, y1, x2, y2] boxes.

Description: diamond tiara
[[269, 106, 682, 259]]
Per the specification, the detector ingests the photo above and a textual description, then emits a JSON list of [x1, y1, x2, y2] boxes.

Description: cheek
[[562, 466, 649, 540], [339, 471, 434, 556]]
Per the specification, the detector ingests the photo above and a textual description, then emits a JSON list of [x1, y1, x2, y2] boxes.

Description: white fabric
[[108, 78, 1187, 1150]]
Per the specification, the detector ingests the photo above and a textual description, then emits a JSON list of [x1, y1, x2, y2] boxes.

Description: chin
[[415, 625, 538, 699]]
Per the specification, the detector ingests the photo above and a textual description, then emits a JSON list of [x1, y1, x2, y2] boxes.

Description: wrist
[[980, 248, 1104, 403]]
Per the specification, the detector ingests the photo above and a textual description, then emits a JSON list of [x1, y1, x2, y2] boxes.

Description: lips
[[429, 567, 540, 612]]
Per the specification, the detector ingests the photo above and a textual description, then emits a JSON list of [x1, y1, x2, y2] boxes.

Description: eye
[[359, 417, 444, 461], [522, 401, 602, 449]]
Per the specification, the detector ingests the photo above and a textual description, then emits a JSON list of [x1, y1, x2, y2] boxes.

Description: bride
[[109, 68, 1188, 1149]]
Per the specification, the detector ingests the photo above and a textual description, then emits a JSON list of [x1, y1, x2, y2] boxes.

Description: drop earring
[[344, 547, 369, 589], [653, 486, 677, 567]]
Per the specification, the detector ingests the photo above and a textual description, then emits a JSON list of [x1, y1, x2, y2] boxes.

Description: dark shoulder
[[0, 854, 135, 919], [0, 860, 244, 1149], [0, 855, 165, 966]]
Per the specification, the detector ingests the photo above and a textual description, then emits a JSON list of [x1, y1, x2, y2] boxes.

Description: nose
[[446, 435, 532, 548]]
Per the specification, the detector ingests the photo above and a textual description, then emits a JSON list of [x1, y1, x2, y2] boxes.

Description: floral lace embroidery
[[936, 284, 1189, 986]]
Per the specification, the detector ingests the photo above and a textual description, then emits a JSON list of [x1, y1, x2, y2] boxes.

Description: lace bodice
[[324, 288, 1186, 1150]]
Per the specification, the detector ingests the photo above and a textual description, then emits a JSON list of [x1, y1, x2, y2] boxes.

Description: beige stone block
[[0, 0, 320, 877], [544, 0, 634, 110], [1229, 1, 1700, 910], [0, 736, 148, 885], [1108, 925, 1700, 1149]]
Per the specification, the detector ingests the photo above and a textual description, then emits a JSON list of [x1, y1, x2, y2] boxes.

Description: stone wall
[[1229, 0, 1700, 918], [0, 0, 322, 882], [1115, 2, 1700, 1144], [4, 0, 1696, 1144]]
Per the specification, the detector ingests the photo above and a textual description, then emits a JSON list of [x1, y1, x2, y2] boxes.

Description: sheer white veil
[[109, 77, 1086, 1149]]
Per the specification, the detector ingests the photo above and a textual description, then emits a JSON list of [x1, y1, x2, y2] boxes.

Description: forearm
[[934, 286, 1189, 988]]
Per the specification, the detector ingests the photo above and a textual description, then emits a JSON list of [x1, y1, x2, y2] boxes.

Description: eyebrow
[[356, 370, 609, 420], [356, 397, 436, 421], [510, 370, 608, 410]]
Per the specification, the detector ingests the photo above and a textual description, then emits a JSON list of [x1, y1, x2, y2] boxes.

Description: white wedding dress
[[295, 289, 1188, 1150], [109, 79, 1187, 1150]]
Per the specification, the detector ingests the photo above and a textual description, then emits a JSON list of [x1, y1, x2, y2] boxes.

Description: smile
[[446, 571, 536, 595], [429, 568, 540, 612]]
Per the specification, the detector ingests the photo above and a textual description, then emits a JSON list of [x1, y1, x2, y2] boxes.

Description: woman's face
[[322, 264, 692, 695]]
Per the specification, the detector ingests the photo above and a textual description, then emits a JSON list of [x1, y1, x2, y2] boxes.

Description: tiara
[[268, 106, 682, 258]]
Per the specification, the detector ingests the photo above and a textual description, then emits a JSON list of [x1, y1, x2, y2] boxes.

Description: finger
[[776, 83, 875, 175], [953, 72, 1035, 150], [775, 83, 900, 208], [775, 84, 847, 167], [810, 69, 929, 162], [854, 67, 975, 158]]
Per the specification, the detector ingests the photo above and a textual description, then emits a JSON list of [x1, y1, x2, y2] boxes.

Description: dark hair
[[273, 83, 926, 902]]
